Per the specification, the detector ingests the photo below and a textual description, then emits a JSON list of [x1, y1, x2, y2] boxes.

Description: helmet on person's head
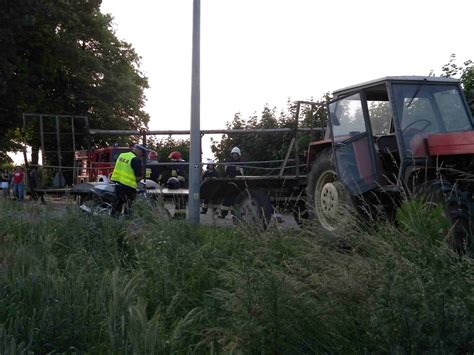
[[231, 147, 241, 156], [168, 151, 182, 160], [134, 144, 150, 155], [166, 176, 181, 189], [206, 159, 215, 169], [148, 150, 159, 161]]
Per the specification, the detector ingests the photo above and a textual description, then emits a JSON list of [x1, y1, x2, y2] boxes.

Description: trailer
[[199, 100, 324, 227]]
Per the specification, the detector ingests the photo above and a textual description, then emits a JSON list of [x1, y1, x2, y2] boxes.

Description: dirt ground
[[18, 195, 300, 231]]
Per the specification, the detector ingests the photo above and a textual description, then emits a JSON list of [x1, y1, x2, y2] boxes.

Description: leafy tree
[[211, 100, 327, 175], [0, 0, 149, 166], [439, 54, 474, 114], [149, 136, 190, 163]]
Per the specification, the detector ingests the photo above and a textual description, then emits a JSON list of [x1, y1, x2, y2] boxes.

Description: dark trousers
[[112, 183, 136, 216], [29, 185, 39, 201], [220, 195, 235, 217]]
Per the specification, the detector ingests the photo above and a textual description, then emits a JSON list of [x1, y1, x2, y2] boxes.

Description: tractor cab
[[327, 76, 474, 195]]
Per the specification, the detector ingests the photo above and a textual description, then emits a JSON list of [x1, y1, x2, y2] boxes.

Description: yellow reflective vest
[[111, 152, 138, 189]]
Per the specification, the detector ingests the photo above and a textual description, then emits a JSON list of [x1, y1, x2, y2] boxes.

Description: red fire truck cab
[[75, 146, 132, 184]]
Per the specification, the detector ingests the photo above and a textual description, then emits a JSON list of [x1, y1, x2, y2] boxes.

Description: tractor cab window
[[434, 88, 472, 131], [365, 84, 392, 136], [330, 93, 366, 138], [368, 101, 391, 135], [392, 83, 473, 157]]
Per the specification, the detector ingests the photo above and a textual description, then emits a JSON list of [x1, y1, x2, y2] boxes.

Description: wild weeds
[[0, 198, 472, 353]]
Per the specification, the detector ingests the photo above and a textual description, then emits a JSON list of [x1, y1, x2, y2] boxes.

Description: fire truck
[[74, 146, 132, 183]]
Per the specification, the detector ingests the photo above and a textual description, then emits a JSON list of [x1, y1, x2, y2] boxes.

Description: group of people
[[201, 146, 243, 218], [0, 166, 39, 202], [110, 145, 189, 216], [110, 144, 244, 218]]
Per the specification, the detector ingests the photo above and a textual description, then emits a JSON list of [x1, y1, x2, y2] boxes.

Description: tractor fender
[[307, 139, 333, 169]]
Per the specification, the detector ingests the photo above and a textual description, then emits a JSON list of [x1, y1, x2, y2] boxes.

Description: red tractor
[[306, 76, 473, 252]]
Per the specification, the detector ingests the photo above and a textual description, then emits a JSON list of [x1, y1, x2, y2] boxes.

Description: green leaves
[[440, 54, 474, 114], [211, 101, 327, 173], [0, 0, 149, 157]]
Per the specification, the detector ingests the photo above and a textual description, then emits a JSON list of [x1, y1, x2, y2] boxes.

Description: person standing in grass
[[1, 169, 10, 199], [12, 166, 25, 201]]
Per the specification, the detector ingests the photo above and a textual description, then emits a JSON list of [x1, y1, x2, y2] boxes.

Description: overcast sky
[[101, 0, 473, 136], [11, 0, 472, 164]]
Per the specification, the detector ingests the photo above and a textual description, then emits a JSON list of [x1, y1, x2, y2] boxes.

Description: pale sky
[[100, 0, 473, 136], [9, 0, 474, 163]]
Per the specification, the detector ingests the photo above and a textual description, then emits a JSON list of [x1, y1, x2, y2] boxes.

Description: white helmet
[[231, 147, 241, 156], [206, 159, 215, 165]]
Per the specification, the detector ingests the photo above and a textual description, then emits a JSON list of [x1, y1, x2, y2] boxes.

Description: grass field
[[0, 199, 473, 354]]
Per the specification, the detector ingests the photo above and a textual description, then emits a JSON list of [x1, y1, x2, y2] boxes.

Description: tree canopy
[[0, 0, 149, 162], [439, 54, 474, 114], [210, 101, 327, 175]]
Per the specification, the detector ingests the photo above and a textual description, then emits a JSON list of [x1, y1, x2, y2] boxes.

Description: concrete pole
[[188, 0, 201, 225]]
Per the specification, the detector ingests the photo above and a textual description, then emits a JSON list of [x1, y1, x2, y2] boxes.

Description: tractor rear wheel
[[414, 180, 473, 255], [307, 148, 352, 232]]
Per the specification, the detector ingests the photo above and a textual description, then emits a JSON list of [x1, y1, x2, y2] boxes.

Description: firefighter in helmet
[[110, 144, 149, 215], [218, 146, 243, 218], [145, 150, 162, 184], [166, 150, 187, 218], [166, 151, 186, 187], [200, 159, 219, 214]]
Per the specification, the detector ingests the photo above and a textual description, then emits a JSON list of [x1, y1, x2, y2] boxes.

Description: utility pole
[[188, 0, 201, 225]]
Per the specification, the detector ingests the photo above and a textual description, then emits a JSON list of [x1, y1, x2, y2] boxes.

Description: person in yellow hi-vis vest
[[110, 144, 149, 216]]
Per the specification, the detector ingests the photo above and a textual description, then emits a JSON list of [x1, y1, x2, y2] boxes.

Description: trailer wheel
[[233, 189, 272, 230], [307, 148, 351, 232], [414, 181, 473, 255]]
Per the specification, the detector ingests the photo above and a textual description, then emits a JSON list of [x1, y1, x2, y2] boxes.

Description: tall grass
[[0, 199, 473, 353]]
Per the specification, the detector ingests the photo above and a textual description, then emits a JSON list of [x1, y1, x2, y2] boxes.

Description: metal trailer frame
[[22, 113, 89, 193], [22, 101, 326, 223], [87, 101, 326, 223]]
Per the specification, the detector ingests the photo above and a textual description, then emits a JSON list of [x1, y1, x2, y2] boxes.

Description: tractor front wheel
[[307, 148, 352, 232]]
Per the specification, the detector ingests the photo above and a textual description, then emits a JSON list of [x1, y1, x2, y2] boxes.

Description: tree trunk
[[31, 146, 39, 165]]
